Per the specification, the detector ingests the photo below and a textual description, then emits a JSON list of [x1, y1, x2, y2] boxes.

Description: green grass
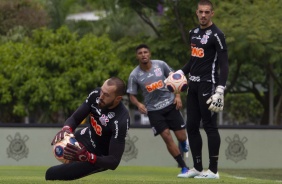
[[0, 166, 281, 184]]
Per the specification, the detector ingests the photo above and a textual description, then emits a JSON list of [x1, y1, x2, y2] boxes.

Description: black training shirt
[[182, 24, 229, 86]]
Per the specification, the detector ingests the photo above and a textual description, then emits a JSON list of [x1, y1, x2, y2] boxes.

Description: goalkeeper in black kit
[[171, 0, 229, 179], [45, 77, 130, 181]]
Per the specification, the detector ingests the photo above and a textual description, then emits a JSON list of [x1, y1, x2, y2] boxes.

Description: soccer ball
[[52, 134, 80, 164], [165, 73, 188, 93]]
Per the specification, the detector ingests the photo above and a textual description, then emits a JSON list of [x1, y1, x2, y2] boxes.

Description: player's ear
[[115, 95, 123, 102]]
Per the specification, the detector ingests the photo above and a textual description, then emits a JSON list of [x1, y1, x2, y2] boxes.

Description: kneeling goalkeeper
[[45, 77, 130, 180]]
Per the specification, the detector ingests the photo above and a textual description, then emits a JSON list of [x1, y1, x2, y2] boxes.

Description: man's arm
[[64, 102, 91, 130], [217, 50, 229, 87], [51, 103, 91, 145], [180, 58, 192, 75], [64, 111, 130, 170], [174, 93, 183, 110], [129, 94, 147, 114], [95, 138, 125, 170], [63, 136, 125, 170], [215, 32, 229, 87]]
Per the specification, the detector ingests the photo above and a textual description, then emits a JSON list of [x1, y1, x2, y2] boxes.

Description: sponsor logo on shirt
[[99, 114, 109, 126], [194, 28, 199, 33], [191, 46, 204, 58], [145, 80, 164, 92], [138, 71, 144, 76], [205, 29, 212, 35], [88, 129, 96, 148], [189, 75, 201, 82], [192, 35, 201, 40], [147, 73, 154, 78], [90, 115, 102, 136], [114, 120, 119, 138], [108, 112, 115, 119], [154, 99, 170, 110]]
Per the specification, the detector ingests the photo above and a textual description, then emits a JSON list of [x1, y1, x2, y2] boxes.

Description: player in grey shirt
[[127, 44, 190, 177], [127, 59, 174, 111]]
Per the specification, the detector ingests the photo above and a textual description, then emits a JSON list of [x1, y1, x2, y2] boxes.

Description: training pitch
[[0, 166, 281, 184]]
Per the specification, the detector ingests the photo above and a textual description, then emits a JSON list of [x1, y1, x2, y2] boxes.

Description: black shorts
[[186, 82, 218, 131], [147, 103, 185, 136]]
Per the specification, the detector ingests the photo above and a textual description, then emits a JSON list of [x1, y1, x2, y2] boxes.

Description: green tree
[[46, 0, 76, 29], [0, 26, 126, 123], [0, 0, 49, 36], [113, 0, 282, 125], [214, 0, 282, 125]]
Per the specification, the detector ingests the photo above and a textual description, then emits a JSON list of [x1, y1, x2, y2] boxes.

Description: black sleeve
[[214, 30, 229, 87], [181, 30, 192, 75], [64, 102, 91, 131], [217, 50, 229, 86], [181, 58, 192, 75], [95, 138, 125, 170]]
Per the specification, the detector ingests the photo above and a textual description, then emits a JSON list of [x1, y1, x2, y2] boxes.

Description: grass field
[[0, 166, 281, 184]]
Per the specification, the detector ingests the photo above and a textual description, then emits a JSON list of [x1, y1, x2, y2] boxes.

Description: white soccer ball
[[52, 133, 80, 164], [165, 73, 188, 94]]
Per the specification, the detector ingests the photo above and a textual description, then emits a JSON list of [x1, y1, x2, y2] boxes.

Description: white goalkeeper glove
[[206, 85, 225, 112]]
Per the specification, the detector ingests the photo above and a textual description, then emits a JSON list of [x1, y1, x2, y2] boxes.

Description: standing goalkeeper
[[174, 0, 229, 179], [46, 77, 130, 180]]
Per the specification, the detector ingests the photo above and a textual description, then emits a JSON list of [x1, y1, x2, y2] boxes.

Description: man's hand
[[51, 126, 73, 145], [64, 143, 97, 164], [164, 70, 184, 85], [206, 86, 225, 112], [174, 94, 182, 110], [137, 103, 147, 114], [175, 70, 184, 75]]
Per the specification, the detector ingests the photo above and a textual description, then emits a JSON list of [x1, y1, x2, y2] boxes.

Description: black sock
[[193, 156, 203, 171], [209, 156, 218, 173], [174, 154, 187, 168]]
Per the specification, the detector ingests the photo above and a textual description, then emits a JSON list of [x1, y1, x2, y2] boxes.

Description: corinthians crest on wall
[[7, 132, 29, 161], [225, 134, 248, 163], [122, 134, 138, 162]]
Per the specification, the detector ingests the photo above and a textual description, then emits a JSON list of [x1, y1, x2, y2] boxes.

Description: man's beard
[[98, 100, 114, 110]]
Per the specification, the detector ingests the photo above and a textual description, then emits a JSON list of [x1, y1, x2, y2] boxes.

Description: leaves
[[0, 26, 123, 123]]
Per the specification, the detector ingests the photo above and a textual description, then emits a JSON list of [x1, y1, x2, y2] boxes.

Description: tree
[[112, 0, 282, 125], [214, 0, 282, 125], [0, 26, 126, 123], [0, 0, 49, 36]]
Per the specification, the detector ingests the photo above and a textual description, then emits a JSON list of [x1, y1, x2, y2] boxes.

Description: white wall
[[1, 127, 281, 169]]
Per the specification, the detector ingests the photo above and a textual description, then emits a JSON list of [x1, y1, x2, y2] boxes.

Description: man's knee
[[45, 167, 55, 180]]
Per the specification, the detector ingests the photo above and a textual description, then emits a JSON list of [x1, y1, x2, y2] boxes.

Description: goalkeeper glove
[[206, 85, 225, 112], [51, 126, 73, 145], [64, 143, 97, 164]]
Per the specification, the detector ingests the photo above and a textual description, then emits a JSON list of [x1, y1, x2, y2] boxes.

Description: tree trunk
[[260, 108, 269, 125], [274, 95, 282, 125]]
